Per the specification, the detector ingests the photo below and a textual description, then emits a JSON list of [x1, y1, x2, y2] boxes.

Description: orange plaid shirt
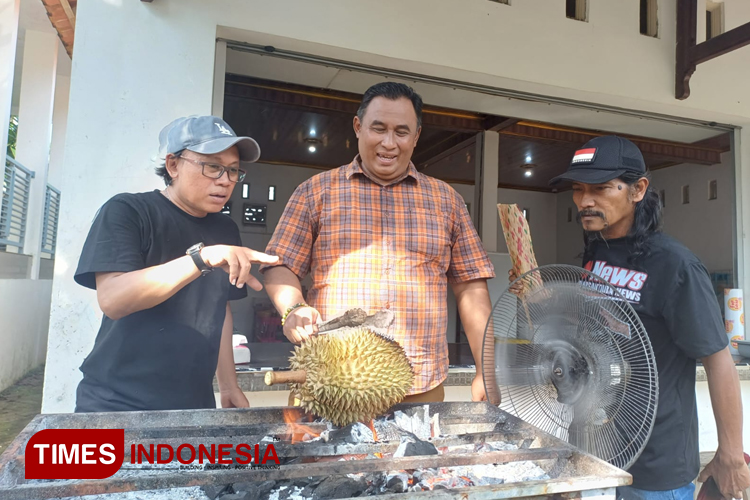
[[262, 156, 495, 394]]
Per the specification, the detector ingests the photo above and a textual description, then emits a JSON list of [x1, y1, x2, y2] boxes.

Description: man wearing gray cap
[[73, 115, 278, 412]]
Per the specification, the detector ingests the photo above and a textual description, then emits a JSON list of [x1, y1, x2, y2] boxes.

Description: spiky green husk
[[289, 327, 414, 426]]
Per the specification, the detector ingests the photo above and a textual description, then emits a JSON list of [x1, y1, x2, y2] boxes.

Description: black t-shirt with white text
[[74, 190, 247, 412], [583, 232, 727, 490]]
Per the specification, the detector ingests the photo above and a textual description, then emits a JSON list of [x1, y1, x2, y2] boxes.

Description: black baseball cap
[[549, 135, 647, 185]]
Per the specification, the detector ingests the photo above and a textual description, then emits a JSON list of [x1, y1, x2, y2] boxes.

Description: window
[[268, 185, 276, 201], [708, 180, 718, 200], [682, 185, 690, 204], [242, 183, 250, 199], [706, 1, 724, 40], [566, 0, 587, 22], [639, 0, 658, 37]]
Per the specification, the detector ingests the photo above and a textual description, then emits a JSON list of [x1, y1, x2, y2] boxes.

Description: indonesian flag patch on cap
[[572, 148, 596, 163]]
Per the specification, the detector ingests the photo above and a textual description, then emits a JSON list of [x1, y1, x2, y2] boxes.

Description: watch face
[[187, 243, 204, 254]]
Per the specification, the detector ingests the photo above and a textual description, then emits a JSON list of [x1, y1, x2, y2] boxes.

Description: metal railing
[[0, 157, 35, 252], [42, 184, 61, 257]]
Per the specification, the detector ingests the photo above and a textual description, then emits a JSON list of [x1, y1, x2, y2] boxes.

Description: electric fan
[[482, 264, 658, 470]]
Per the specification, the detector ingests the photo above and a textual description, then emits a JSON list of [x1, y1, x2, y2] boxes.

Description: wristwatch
[[186, 242, 213, 276]]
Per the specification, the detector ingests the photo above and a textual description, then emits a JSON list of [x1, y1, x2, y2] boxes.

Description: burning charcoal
[[393, 405, 432, 440], [233, 480, 277, 500], [430, 412, 441, 437], [481, 441, 517, 452], [373, 418, 409, 442], [312, 475, 368, 499], [412, 469, 436, 484], [276, 485, 309, 500], [288, 478, 312, 489], [384, 473, 409, 493], [393, 435, 438, 457], [327, 421, 374, 444], [414, 481, 434, 492], [364, 472, 387, 494], [201, 484, 233, 500]]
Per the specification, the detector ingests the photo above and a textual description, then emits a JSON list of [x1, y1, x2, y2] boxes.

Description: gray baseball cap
[[158, 115, 261, 163]]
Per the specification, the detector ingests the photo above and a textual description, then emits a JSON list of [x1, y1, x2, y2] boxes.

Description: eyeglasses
[[178, 155, 246, 183]]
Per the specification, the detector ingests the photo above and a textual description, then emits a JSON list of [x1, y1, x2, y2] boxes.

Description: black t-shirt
[[74, 190, 247, 412], [582, 232, 727, 490]]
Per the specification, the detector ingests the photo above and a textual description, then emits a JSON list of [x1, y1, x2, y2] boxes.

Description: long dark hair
[[583, 172, 662, 266]]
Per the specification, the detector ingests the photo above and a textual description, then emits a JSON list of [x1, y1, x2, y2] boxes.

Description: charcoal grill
[[0, 402, 631, 499]]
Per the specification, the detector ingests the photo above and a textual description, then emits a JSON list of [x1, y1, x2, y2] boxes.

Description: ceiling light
[[520, 162, 536, 178], [308, 145, 317, 153], [310, 128, 316, 137], [525, 155, 532, 163]]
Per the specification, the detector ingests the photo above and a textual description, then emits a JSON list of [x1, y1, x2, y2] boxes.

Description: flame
[[362, 419, 384, 458], [282, 408, 322, 444], [365, 419, 378, 442]]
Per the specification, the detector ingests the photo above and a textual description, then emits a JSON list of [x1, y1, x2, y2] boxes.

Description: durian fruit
[[265, 327, 414, 426]]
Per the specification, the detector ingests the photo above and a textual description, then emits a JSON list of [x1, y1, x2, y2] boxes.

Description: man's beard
[[577, 210, 609, 241], [576, 209, 608, 226]]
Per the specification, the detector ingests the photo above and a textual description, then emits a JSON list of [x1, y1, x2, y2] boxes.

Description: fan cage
[[482, 264, 658, 471]]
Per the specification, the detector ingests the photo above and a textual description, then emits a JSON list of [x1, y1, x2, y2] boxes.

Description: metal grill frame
[[0, 402, 632, 500], [0, 157, 35, 251]]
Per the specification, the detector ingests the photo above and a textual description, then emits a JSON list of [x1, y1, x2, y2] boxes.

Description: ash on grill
[[198, 405, 550, 499]]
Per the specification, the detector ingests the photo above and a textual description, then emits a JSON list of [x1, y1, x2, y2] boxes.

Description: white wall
[[650, 155, 735, 273], [557, 192, 584, 266], [697, 380, 750, 452], [43, 0, 750, 412], [0, 279, 51, 391], [450, 184, 558, 266], [496, 189, 557, 266], [47, 73, 69, 189]]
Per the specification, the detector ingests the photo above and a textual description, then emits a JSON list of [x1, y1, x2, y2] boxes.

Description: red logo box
[[25, 429, 124, 479]]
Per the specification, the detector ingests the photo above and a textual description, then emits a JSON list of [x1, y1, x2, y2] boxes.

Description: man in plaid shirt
[[261, 82, 495, 402]]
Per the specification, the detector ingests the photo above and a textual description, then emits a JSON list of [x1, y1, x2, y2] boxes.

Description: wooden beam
[[675, 0, 697, 99], [413, 132, 472, 168], [498, 182, 556, 193], [40, 0, 76, 58], [484, 117, 518, 132], [416, 135, 476, 171], [676, 0, 750, 99], [692, 21, 750, 65], [59, 0, 76, 28], [501, 121, 723, 165], [224, 75, 495, 133]]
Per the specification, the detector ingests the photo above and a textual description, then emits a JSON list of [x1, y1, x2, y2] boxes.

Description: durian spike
[[265, 370, 306, 386]]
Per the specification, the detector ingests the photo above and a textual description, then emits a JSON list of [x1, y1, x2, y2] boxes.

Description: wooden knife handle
[[264, 370, 307, 386]]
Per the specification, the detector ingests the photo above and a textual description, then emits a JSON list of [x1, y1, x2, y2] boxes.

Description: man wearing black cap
[[545, 136, 749, 500], [73, 115, 279, 412]]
